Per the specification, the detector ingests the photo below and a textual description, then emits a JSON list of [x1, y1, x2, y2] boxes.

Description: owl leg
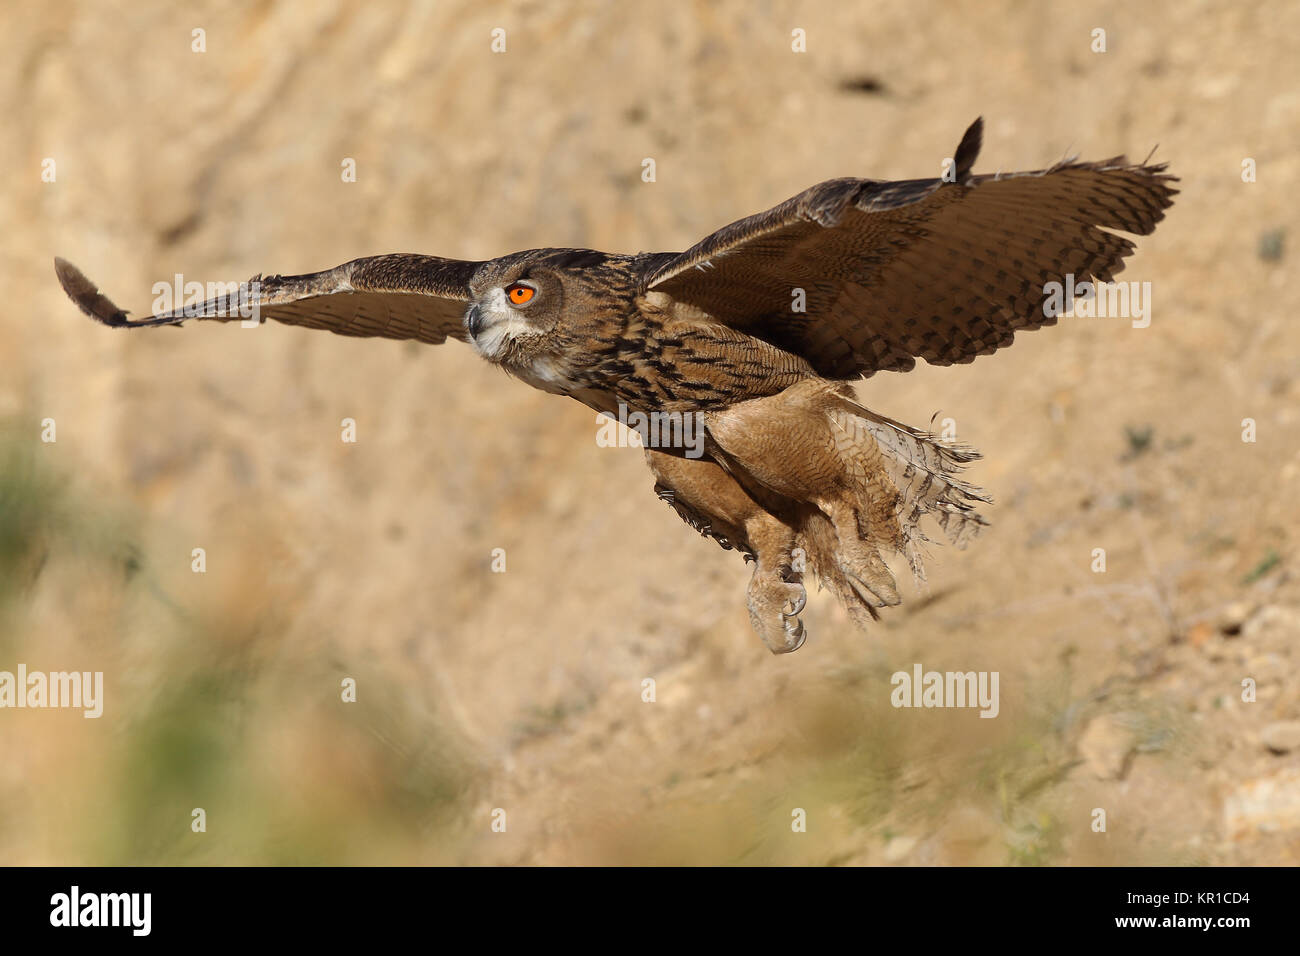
[[809, 500, 903, 610], [704, 380, 904, 613], [742, 515, 808, 653], [644, 449, 807, 653]]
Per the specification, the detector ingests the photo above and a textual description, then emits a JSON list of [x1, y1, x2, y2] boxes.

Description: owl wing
[[55, 253, 483, 346], [641, 118, 1178, 379]]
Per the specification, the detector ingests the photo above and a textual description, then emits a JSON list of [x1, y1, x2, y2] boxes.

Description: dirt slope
[[1, 0, 1296, 864]]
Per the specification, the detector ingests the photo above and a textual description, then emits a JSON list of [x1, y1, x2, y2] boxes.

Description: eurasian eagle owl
[[56, 119, 1176, 652]]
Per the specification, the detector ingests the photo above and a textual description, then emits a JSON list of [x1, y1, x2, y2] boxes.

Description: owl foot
[[748, 571, 808, 654], [836, 543, 902, 610]]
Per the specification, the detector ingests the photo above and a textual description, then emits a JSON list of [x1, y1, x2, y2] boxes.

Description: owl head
[[464, 248, 620, 364]]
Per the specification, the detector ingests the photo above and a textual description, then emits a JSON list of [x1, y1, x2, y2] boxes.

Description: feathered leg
[[644, 449, 808, 653], [705, 379, 990, 623]]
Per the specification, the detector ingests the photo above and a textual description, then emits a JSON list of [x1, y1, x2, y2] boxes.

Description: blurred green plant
[[1241, 549, 1280, 584], [0, 420, 479, 865]]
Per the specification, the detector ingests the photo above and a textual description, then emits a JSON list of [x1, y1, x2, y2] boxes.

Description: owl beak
[[466, 304, 484, 340]]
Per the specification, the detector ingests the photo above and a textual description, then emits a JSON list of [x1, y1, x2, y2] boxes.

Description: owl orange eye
[[507, 283, 535, 305]]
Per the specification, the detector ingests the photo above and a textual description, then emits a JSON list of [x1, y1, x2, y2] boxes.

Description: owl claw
[[748, 573, 809, 654], [782, 615, 807, 651], [845, 572, 900, 609], [837, 544, 902, 610], [782, 582, 807, 617]]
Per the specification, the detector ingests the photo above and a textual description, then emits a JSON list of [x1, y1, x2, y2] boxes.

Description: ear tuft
[[953, 117, 983, 183]]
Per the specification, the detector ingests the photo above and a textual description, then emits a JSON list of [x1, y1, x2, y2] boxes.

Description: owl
[[56, 118, 1177, 652]]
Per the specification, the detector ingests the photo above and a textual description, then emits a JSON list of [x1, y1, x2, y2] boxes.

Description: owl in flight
[[56, 118, 1176, 653]]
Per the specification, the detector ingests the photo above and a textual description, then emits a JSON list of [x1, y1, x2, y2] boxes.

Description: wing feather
[[55, 253, 483, 346], [642, 118, 1178, 379]]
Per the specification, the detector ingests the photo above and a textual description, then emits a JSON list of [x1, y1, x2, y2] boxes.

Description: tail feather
[[825, 397, 990, 593]]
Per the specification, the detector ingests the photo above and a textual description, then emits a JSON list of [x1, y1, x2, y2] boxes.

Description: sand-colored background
[[1, 0, 1297, 864]]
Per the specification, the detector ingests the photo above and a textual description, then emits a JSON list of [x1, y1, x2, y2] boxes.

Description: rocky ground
[[1, 0, 1296, 864]]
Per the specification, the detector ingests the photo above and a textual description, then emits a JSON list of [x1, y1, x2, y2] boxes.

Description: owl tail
[[799, 393, 991, 618]]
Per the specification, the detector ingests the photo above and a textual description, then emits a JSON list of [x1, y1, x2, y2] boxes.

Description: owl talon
[[782, 582, 807, 617], [835, 542, 902, 610], [748, 572, 808, 654], [845, 572, 899, 609], [782, 615, 807, 651]]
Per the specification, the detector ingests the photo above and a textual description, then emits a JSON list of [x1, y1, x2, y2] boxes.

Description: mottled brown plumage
[[55, 118, 1177, 653]]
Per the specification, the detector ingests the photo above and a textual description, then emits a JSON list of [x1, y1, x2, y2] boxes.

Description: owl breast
[[511, 354, 582, 396]]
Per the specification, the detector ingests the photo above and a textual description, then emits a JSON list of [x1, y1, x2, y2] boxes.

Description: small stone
[[1246, 652, 1288, 683], [1261, 721, 1300, 755], [1078, 713, 1138, 780], [883, 835, 917, 863], [1218, 602, 1253, 635], [1242, 606, 1300, 650], [1225, 768, 1300, 837]]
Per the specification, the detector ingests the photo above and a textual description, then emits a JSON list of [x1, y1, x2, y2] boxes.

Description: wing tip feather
[[954, 117, 983, 182], [54, 257, 133, 327]]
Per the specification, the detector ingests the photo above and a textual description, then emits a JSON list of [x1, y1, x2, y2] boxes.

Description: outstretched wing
[[642, 118, 1178, 379], [55, 253, 484, 346]]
